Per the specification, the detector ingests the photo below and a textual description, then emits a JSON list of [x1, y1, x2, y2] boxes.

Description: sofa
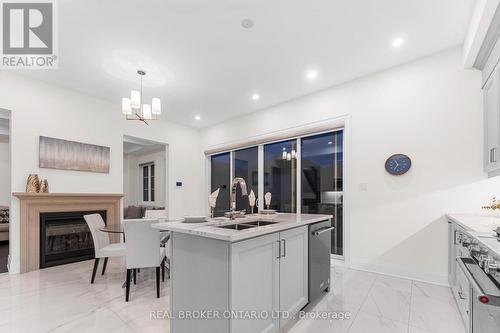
[[0, 206, 9, 242], [123, 205, 165, 220]]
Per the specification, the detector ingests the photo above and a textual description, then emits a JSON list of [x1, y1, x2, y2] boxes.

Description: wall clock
[[385, 154, 412, 175]]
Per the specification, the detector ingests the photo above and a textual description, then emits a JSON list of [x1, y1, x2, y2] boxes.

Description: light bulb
[[122, 98, 132, 115], [130, 90, 141, 109]]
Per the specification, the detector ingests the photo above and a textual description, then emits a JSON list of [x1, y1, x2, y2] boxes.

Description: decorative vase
[[39, 179, 49, 193], [26, 174, 40, 193]]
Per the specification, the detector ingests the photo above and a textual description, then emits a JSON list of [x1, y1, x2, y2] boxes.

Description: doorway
[[123, 136, 168, 219], [0, 110, 10, 273]]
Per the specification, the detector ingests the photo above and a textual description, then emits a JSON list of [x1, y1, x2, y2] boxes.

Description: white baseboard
[[7, 255, 20, 274], [347, 261, 449, 287]]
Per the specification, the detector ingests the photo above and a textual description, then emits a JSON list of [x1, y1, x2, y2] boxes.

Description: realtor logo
[[1, 0, 58, 68]]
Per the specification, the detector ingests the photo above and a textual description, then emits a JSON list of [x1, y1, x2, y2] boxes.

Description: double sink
[[216, 220, 278, 230]]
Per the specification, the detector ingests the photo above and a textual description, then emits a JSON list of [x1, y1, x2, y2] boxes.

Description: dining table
[[99, 221, 173, 241], [99, 224, 126, 241]]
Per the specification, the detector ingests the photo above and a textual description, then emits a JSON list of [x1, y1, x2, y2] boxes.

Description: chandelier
[[121, 70, 161, 125], [282, 148, 297, 161]]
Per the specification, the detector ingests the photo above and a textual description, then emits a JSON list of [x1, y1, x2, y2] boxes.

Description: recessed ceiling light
[[252, 93, 260, 101], [306, 70, 318, 80], [391, 37, 405, 48], [194, 115, 201, 120], [242, 19, 254, 29], [328, 141, 333, 145]]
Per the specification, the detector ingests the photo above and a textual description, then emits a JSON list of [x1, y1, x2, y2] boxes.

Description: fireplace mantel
[[13, 192, 123, 273]]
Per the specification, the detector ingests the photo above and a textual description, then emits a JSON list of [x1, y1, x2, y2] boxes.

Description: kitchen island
[[153, 213, 332, 333]]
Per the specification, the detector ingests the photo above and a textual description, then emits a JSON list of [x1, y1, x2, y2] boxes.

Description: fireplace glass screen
[[40, 211, 106, 268]]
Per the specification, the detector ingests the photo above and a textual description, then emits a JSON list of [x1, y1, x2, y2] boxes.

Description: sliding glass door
[[208, 129, 344, 258], [263, 140, 297, 213], [301, 131, 343, 256]]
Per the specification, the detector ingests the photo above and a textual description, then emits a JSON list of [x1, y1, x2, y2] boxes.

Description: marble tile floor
[[290, 267, 466, 333], [0, 260, 465, 333]]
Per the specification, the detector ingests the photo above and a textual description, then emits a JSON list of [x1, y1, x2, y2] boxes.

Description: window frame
[[139, 161, 155, 204], [207, 129, 343, 205], [206, 128, 343, 215], [204, 119, 349, 264]]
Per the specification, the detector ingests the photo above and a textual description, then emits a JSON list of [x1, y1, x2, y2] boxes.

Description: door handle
[[281, 239, 286, 258], [313, 226, 335, 236], [491, 148, 497, 163], [456, 257, 490, 302], [276, 240, 281, 259]]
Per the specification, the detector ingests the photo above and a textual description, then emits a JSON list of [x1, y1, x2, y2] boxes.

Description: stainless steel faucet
[[228, 177, 248, 220]]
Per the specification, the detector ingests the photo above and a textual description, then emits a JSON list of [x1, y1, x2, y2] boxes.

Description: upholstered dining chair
[[122, 219, 166, 302], [144, 209, 170, 278], [84, 213, 126, 284]]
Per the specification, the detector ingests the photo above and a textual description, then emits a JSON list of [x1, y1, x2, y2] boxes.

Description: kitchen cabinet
[[483, 67, 500, 174], [230, 233, 280, 333], [455, 263, 471, 327], [277, 226, 309, 328], [472, 10, 500, 176], [447, 219, 471, 332], [230, 226, 308, 333], [448, 220, 456, 286]]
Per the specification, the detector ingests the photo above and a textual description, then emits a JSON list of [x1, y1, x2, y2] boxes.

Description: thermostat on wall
[[176, 181, 182, 187]]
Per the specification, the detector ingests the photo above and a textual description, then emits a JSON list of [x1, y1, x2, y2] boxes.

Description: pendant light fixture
[[122, 70, 161, 124]]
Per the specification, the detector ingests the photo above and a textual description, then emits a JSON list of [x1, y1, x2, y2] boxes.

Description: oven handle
[[313, 226, 335, 236], [456, 257, 487, 300]]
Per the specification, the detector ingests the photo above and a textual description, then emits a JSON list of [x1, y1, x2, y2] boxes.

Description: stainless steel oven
[[457, 256, 500, 333]]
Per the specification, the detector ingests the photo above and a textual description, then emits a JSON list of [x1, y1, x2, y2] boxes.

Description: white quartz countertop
[[152, 213, 332, 242], [446, 213, 500, 235]]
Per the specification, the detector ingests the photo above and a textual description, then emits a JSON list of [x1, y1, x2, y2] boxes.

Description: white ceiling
[[20, 0, 475, 128]]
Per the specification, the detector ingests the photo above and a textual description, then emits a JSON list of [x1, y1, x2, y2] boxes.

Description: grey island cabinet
[[153, 213, 332, 333]]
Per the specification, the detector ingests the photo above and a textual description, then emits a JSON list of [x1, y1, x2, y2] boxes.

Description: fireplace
[[40, 210, 106, 268]]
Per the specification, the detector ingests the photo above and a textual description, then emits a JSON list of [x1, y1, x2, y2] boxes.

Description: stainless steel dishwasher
[[309, 220, 334, 303]]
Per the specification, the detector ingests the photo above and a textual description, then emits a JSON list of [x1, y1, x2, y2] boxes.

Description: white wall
[[0, 72, 202, 273], [200, 48, 500, 285], [123, 149, 166, 208], [0, 141, 10, 207]]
